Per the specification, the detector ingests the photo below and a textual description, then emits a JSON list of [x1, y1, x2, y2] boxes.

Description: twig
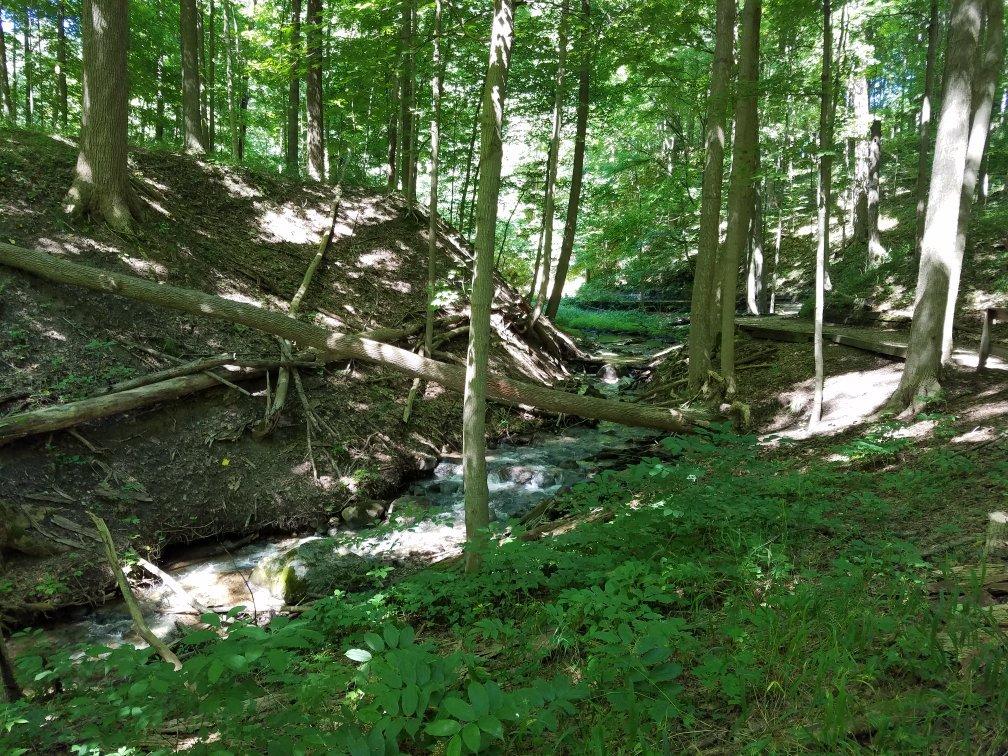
[[135, 557, 212, 616], [88, 513, 182, 670]]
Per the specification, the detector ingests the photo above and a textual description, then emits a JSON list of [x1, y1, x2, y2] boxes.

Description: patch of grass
[[555, 301, 680, 337]]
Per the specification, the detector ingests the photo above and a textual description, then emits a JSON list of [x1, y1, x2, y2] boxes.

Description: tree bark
[[22, 10, 32, 126], [306, 0, 325, 180], [0, 242, 705, 434], [398, 0, 417, 204], [0, 4, 14, 120], [386, 69, 399, 190], [528, 0, 569, 330], [746, 184, 767, 315], [464, 0, 517, 572], [686, 0, 735, 392], [0, 632, 21, 703], [810, 0, 834, 425], [208, 0, 216, 151], [181, 0, 207, 153], [57, 0, 68, 130], [941, 0, 1003, 364], [458, 89, 482, 233], [64, 0, 144, 235], [718, 0, 761, 398], [889, 0, 984, 411], [546, 0, 590, 320], [914, 0, 941, 255], [286, 0, 303, 176], [223, 0, 239, 157]]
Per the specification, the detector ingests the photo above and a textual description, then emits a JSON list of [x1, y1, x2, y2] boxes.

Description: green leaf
[[345, 648, 373, 663], [442, 696, 476, 721], [461, 722, 481, 752], [208, 659, 224, 683], [468, 681, 489, 717], [383, 625, 400, 648], [363, 633, 385, 652], [446, 734, 462, 756], [425, 719, 461, 737], [401, 684, 419, 716], [477, 715, 503, 740]]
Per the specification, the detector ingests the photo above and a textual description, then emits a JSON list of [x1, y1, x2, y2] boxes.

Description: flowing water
[[22, 339, 664, 654]]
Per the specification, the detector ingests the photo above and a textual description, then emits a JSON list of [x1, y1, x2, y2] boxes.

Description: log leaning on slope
[[0, 243, 702, 434]]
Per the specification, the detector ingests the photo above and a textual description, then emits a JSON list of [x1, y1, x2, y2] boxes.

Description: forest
[[0, 0, 1007, 749]]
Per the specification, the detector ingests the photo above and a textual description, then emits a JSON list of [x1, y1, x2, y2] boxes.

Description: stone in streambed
[[251, 538, 381, 604]]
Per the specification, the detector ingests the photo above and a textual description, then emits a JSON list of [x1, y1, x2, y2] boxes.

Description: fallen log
[[0, 243, 705, 434], [0, 368, 264, 446]]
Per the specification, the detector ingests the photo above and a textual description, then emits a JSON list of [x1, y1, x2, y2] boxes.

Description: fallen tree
[[0, 242, 705, 434]]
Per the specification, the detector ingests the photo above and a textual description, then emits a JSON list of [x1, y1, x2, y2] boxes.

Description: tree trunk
[[0, 4, 14, 120], [686, 0, 735, 392], [197, 1, 208, 137], [223, 0, 239, 157], [387, 69, 399, 190], [941, 0, 1003, 364], [528, 0, 570, 329], [0, 633, 21, 703], [889, 0, 984, 411], [914, 0, 941, 254], [306, 0, 325, 180], [208, 0, 216, 151], [0, 243, 705, 436], [22, 11, 32, 126], [810, 0, 834, 425], [746, 185, 767, 315], [850, 75, 874, 245], [458, 89, 482, 233], [464, 0, 517, 572], [398, 0, 417, 204], [717, 0, 761, 398], [546, 0, 590, 320], [181, 0, 207, 153], [426, 0, 444, 359], [286, 0, 302, 176], [57, 0, 68, 130], [64, 0, 143, 235]]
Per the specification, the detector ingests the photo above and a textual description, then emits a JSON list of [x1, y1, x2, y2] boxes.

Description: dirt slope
[[0, 129, 570, 618]]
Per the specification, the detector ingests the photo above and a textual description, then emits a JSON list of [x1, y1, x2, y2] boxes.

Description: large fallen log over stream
[[0, 243, 705, 435]]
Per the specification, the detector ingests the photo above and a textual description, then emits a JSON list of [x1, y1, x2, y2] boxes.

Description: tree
[[57, 0, 69, 130], [22, 10, 33, 126], [181, 0, 207, 153], [0, 631, 20, 703], [529, 0, 569, 328], [940, 0, 1003, 363], [398, 0, 417, 204], [64, 0, 144, 235], [0, 4, 14, 120], [810, 0, 834, 425], [306, 0, 325, 180], [718, 0, 761, 398], [286, 0, 303, 176], [914, 0, 941, 252], [545, 0, 591, 320], [686, 0, 735, 393], [463, 0, 517, 573], [889, 0, 985, 411]]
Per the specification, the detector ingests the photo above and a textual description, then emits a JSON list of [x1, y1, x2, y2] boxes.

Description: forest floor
[[0, 127, 572, 620]]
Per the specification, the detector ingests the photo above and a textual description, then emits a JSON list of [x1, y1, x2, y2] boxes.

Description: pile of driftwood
[[632, 344, 777, 407]]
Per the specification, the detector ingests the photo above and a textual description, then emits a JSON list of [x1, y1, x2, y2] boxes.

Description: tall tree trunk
[[850, 75, 874, 243], [889, 0, 984, 411], [746, 183, 766, 315], [398, 0, 417, 204], [64, 0, 143, 235], [861, 117, 884, 264], [198, 1, 208, 138], [546, 0, 591, 320], [57, 0, 68, 129], [208, 0, 216, 151], [224, 0, 239, 157], [717, 0, 761, 398], [22, 10, 32, 126], [529, 0, 569, 327], [386, 71, 399, 190], [914, 0, 941, 254], [306, 0, 325, 180], [810, 0, 834, 425], [464, 0, 516, 573], [686, 0, 735, 392], [286, 0, 303, 176], [426, 0, 443, 358], [458, 89, 482, 232], [941, 0, 1003, 363], [0, 4, 14, 120], [155, 52, 165, 140], [181, 0, 207, 153]]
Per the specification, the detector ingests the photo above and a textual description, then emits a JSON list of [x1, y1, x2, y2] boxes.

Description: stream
[[22, 336, 666, 654]]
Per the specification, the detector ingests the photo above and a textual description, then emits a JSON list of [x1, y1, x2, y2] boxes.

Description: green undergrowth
[[554, 301, 681, 337], [4, 425, 1008, 753]]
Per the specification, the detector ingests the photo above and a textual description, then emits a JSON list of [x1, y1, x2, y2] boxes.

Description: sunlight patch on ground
[[951, 426, 1001, 444], [258, 205, 317, 245], [121, 255, 168, 278], [879, 213, 899, 232]]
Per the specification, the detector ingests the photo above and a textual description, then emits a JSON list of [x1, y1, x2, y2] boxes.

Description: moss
[[252, 538, 379, 604]]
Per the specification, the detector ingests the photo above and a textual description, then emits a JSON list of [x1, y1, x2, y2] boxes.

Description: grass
[[7, 420, 1008, 753], [555, 301, 683, 337]]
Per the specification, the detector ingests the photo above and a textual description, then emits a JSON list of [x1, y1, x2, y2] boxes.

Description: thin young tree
[[181, 0, 207, 153], [223, 0, 240, 157], [889, 0, 984, 411], [64, 0, 145, 235], [686, 0, 735, 392], [463, 0, 516, 573], [208, 0, 216, 150], [306, 0, 325, 180], [941, 0, 1003, 363], [398, 0, 417, 204], [546, 0, 591, 319], [286, 0, 303, 176], [717, 0, 761, 399], [56, 0, 68, 129], [22, 10, 32, 125], [0, 3, 14, 120], [529, 0, 569, 327], [810, 0, 834, 425]]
